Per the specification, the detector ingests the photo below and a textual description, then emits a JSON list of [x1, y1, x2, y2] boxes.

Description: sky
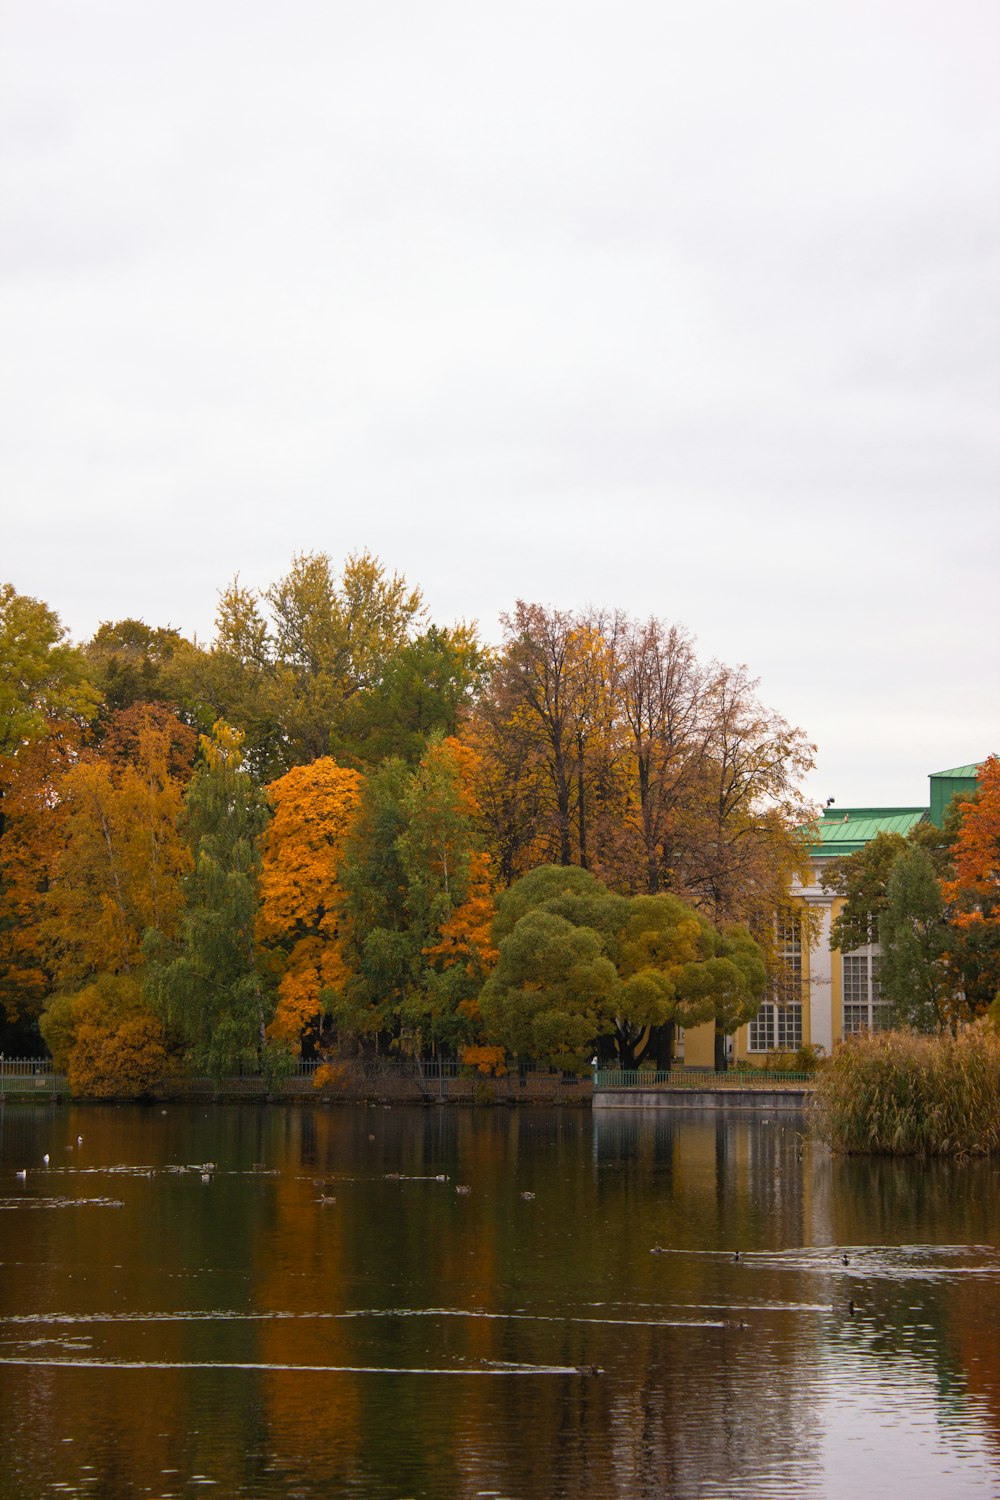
[[3, 2, 998, 810]]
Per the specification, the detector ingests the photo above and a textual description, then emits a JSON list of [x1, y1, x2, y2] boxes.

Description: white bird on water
[[15, 1169, 26, 1181], [42, 1154, 49, 1166]]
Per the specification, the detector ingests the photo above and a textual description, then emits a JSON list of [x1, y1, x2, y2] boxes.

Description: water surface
[[1, 1103, 998, 1498]]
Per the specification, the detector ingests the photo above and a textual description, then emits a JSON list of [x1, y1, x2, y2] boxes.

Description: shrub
[[312, 1060, 350, 1093], [815, 1021, 1000, 1155], [460, 1044, 507, 1077], [69, 1013, 169, 1099]]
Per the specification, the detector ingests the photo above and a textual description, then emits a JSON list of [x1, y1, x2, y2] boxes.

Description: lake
[[1, 1101, 998, 1499]]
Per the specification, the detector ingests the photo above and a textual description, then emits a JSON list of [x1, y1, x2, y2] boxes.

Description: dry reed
[[814, 1020, 1000, 1156]]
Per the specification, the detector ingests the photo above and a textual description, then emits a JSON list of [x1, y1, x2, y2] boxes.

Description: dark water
[[1, 1103, 999, 1499]]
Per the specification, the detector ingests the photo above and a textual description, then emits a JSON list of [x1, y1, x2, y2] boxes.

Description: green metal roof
[[928, 762, 982, 827], [804, 808, 928, 858]]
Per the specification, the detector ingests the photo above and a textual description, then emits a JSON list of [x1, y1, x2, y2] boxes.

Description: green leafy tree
[[0, 584, 99, 754], [822, 831, 908, 954], [822, 822, 955, 954], [336, 738, 497, 1053], [266, 550, 425, 767], [336, 625, 488, 767], [879, 845, 949, 1030], [337, 760, 414, 1044], [479, 909, 619, 1071], [483, 864, 765, 1070], [147, 722, 274, 1076], [82, 619, 209, 722]]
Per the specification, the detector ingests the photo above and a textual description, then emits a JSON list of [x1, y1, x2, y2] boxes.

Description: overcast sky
[[3, 2, 998, 809]]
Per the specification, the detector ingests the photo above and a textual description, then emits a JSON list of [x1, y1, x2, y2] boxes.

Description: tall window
[[842, 947, 890, 1035], [748, 914, 803, 1052]]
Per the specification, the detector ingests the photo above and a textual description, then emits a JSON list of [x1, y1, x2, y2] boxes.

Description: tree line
[[3, 556, 993, 1091]]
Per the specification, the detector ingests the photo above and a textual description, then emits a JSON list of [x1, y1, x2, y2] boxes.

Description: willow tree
[[481, 865, 765, 1071]]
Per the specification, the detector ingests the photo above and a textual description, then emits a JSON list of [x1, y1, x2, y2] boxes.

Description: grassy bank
[[814, 1021, 1000, 1155]]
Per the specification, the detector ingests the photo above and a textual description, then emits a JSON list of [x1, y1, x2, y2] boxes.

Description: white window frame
[[748, 914, 803, 1053], [842, 944, 890, 1036]]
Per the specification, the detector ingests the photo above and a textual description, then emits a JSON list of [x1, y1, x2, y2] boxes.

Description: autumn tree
[[680, 665, 815, 936], [199, 551, 429, 776], [940, 755, 1000, 1012], [617, 617, 711, 894], [42, 973, 169, 1098], [0, 723, 80, 1048], [473, 609, 814, 941], [43, 706, 195, 988], [147, 722, 274, 1076], [473, 603, 627, 881], [256, 757, 362, 1054], [32, 706, 194, 1085], [943, 756, 1000, 933]]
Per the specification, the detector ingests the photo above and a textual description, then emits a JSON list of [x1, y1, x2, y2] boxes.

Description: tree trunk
[[713, 1023, 728, 1073]]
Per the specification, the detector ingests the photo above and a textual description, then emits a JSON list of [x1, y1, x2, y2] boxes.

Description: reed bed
[[814, 1021, 1000, 1156]]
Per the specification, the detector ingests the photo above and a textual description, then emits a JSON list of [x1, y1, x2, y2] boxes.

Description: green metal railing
[[593, 1068, 814, 1090]]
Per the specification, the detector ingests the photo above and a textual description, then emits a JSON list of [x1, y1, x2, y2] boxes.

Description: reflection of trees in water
[[5, 1104, 1000, 1497], [253, 1107, 820, 1498]]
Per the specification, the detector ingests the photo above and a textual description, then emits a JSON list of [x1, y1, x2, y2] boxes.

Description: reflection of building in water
[[682, 761, 982, 1067]]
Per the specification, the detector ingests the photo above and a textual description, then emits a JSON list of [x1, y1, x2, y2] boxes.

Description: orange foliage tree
[[0, 722, 80, 1031], [44, 707, 195, 987], [943, 755, 1000, 929], [30, 706, 194, 1092], [941, 755, 1000, 1013], [256, 757, 362, 1053]]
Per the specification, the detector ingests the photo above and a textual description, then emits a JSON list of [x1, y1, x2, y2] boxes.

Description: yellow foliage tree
[[42, 973, 169, 1098], [256, 757, 362, 1050], [45, 709, 194, 986]]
